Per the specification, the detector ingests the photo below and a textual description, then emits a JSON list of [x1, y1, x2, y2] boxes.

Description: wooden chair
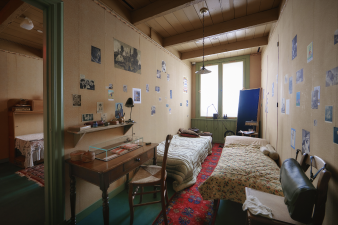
[[128, 135, 172, 225], [245, 153, 331, 225]]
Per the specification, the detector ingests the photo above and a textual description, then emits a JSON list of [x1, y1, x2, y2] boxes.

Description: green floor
[[0, 162, 246, 225]]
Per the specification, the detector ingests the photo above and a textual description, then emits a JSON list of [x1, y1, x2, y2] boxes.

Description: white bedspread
[[156, 135, 212, 192], [15, 133, 44, 168]]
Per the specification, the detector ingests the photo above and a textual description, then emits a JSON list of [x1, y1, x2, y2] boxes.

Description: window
[[196, 55, 250, 118]]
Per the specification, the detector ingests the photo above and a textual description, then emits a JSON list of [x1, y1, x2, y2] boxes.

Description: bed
[[15, 133, 44, 168], [156, 134, 212, 192], [198, 136, 283, 204]]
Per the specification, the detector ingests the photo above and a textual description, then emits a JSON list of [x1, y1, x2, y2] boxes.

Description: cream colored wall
[[0, 49, 43, 160], [261, 0, 338, 224], [63, 0, 191, 218]]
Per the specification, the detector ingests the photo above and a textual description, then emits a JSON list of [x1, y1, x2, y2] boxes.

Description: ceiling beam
[[181, 36, 268, 60], [132, 0, 204, 25], [0, 0, 24, 25], [164, 8, 278, 47]]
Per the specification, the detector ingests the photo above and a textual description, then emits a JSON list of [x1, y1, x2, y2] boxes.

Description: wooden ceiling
[[0, 1, 43, 50]]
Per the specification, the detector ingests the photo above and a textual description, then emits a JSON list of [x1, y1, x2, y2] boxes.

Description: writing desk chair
[[245, 153, 331, 225], [128, 135, 172, 225]]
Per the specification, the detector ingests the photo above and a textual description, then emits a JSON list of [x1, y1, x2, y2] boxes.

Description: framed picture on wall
[[133, 88, 141, 104]]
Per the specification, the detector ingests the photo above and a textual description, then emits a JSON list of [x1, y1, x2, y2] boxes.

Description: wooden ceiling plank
[[131, 0, 204, 25], [209, 36, 221, 46], [247, 0, 261, 15], [259, 0, 274, 11], [218, 33, 228, 44], [220, 0, 234, 22], [235, 29, 246, 41], [164, 13, 186, 34], [253, 24, 266, 38], [205, 0, 224, 24], [0, 0, 24, 25], [181, 36, 268, 59], [2, 25, 43, 41], [173, 9, 194, 32], [163, 8, 278, 47], [146, 19, 171, 37], [233, 0, 247, 18], [244, 48, 252, 55], [193, 1, 213, 27], [183, 5, 203, 29], [0, 33, 42, 49], [244, 27, 255, 40], [226, 31, 236, 43], [154, 16, 178, 36]]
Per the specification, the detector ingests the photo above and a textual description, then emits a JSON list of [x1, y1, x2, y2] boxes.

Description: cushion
[[266, 144, 279, 160], [224, 136, 269, 146], [179, 133, 200, 138], [178, 129, 199, 136], [260, 146, 270, 156]]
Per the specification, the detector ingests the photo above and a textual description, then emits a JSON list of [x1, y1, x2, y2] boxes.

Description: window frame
[[195, 55, 250, 118]]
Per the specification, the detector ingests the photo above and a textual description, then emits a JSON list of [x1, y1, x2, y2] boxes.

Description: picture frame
[[133, 88, 141, 104]]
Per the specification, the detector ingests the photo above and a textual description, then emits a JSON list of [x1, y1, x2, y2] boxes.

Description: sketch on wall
[[307, 42, 313, 63], [114, 39, 141, 74], [302, 129, 310, 154], [296, 68, 303, 84], [91, 46, 101, 64], [72, 94, 81, 107], [291, 128, 296, 149], [325, 106, 333, 123], [97, 102, 104, 113], [325, 66, 338, 87], [292, 35, 297, 60], [101, 113, 107, 122]]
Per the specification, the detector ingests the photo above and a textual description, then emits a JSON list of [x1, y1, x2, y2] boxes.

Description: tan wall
[[0, 48, 43, 161], [63, 0, 191, 218], [261, 0, 338, 224]]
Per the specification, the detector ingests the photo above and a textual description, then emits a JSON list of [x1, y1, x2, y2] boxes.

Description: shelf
[[67, 122, 135, 147], [9, 111, 43, 115]]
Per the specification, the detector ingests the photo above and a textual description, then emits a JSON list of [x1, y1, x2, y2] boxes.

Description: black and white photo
[[311, 90, 318, 109], [101, 113, 107, 122], [151, 106, 156, 116], [296, 68, 303, 84], [157, 70, 161, 79], [109, 83, 113, 89], [80, 79, 86, 89], [87, 80, 95, 90], [146, 84, 149, 92], [97, 102, 104, 113], [325, 106, 333, 123], [302, 129, 310, 154], [91, 46, 101, 64], [325, 66, 338, 87], [162, 60, 166, 73], [334, 29, 338, 45], [155, 86, 160, 93], [114, 38, 141, 74], [167, 74, 170, 81], [123, 85, 127, 92], [72, 94, 81, 107], [82, 114, 93, 122], [292, 35, 297, 60]]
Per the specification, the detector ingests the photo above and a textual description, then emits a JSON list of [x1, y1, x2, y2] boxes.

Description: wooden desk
[[66, 143, 158, 225]]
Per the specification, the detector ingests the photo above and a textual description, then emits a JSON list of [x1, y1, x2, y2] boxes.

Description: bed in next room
[[156, 129, 212, 192], [15, 133, 44, 168], [198, 136, 283, 204]]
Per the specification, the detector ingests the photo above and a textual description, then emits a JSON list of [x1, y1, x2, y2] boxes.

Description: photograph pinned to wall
[[314, 86, 320, 105], [133, 88, 141, 104], [109, 84, 113, 89], [166, 104, 169, 107], [101, 113, 107, 122], [302, 129, 310, 154], [325, 66, 338, 87], [311, 90, 318, 109], [284, 74, 288, 84], [314, 120, 317, 126], [155, 86, 160, 93], [291, 128, 296, 149], [289, 76, 293, 94], [169, 108, 171, 114], [157, 69, 161, 79], [159, 97, 162, 102], [72, 94, 81, 107], [151, 106, 156, 116], [82, 114, 93, 122], [146, 84, 149, 93], [80, 78, 86, 89], [170, 90, 172, 99], [108, 90, 114, 101], [97, 102, 104, 113], [180, 103, 182, 106], [272, 82, 274, 97], [86, 80, 95, 90], [296, 68, 303, 84], [325, 106, 333, 123], [307, 42, 313, 63], [183, 76, 188, 93], [162, 61, 166, 73], [115, 103, 123, 118], [167, 74, 170, 81], [296, 92, 300, 106], [292, 35, 297, 60], [114, 38, 141, 74], [91, 46, 101, 64], [334, 29, 338, 45], [281, 98, 285, 114], [123, 85, 127, 92], [334, 127, 338, 144], [186, 100, 188, 107], [286, 99, 290, 115]]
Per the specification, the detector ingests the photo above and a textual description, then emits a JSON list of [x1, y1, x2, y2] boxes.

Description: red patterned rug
[[16, 163, 45, 187], [153, 144, 222, 225]]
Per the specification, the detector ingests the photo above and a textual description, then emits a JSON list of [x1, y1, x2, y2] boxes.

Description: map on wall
[[114, 38, 141, 74]]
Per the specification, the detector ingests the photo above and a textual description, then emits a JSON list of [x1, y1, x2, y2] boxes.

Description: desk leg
[[125, 173, 129, 191], [153, 147, 157, 199], [102, 188, 109, 225], [70, 175, 76, 225]]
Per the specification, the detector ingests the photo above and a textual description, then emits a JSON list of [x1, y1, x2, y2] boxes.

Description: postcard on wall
[[284, 74, 288, 84], [115, 103, 123, 119], [170, 90, 172, 99], [82, 114, 93, 122], [180, 103, 182, 106], [272, 82, 274, 97], [314, 120, 317, 126], [97, 102, 104, 113], [167, 74, 170, 81], [186, 100, 188, 107], [166, 104, 169, 107], [162, 61, 166, 73], [325, 66, 338, 87], [101, 113, 107, 122], [302, 129, 310, 154], [146, 84, 149, 92], [307, 42, 313, 63], [183, 77, 188, 93], [291, 128, 296, 149], [289, 77, 293, 94], [296, 92, 300, 106], [155, 86, 160, 93], [114, 38, 141, 74], [334, 127, 338, 144], [281, 98, 285, 114], [80, 78, 87, 89], [86, 80, 95, 90], [292, 35, 297, 60], [108, 90, 114, 101], [311, 90, 318, 109], [286, 99, 290, 115], [314, 86, 320, 105], [169, 108, 171, 114], [157, 69, 161, 79], [72, 94, 81, 107], [159, 97, 162, 102], [296, 68, 303, 84], [133, 88, 141, 104], [91, 46, 101, 64], [123, 85, 127, 92], [151, 106, 156, 116], [108, 84, 113, 89], [325, 106, 333, 123], [334, 29, 338, 45]]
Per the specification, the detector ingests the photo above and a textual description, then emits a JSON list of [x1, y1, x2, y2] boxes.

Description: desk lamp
[[125, 98, 134, 123]]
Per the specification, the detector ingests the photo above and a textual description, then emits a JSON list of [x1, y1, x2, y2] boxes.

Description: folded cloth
[[111, 148, 128, 155], [120, 143, 138, 149], [242, 195, 273, 218]]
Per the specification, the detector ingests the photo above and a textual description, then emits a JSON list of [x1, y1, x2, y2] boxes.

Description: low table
[[66, 143, 158, 225]]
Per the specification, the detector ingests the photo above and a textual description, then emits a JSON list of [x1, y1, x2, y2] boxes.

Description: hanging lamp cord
[[202, 11, 205, 68]]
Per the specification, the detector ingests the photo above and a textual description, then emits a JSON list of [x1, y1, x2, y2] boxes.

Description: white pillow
[[224, 136, 269, 146], [260, 146, 270, 156], [266, 144, 279, 160]]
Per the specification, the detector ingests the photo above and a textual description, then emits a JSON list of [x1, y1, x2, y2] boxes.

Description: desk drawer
[[124, 150, 153, 172]]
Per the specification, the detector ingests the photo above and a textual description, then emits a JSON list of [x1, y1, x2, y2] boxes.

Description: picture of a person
[[302, 130, 310, 154], [162, 61, 166, 73], [80, 79, 86, 89]]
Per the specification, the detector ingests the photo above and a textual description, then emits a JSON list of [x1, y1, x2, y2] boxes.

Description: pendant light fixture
[[195, 7, 211, 75]]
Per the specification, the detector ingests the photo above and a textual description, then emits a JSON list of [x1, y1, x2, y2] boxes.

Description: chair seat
[[131, 165, 167, 184]]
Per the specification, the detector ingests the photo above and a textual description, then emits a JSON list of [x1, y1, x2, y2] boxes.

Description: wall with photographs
[[63, 0, 192, 219], [0, 46, 43, 161], [261, 0, 338, 224]]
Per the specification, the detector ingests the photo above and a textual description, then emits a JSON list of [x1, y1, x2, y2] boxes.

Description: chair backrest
[[161, 134, 172, 181], [300, 153, 331, 225]]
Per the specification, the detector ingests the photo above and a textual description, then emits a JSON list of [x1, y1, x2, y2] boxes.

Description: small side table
[[199, 132, 213, 143]]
